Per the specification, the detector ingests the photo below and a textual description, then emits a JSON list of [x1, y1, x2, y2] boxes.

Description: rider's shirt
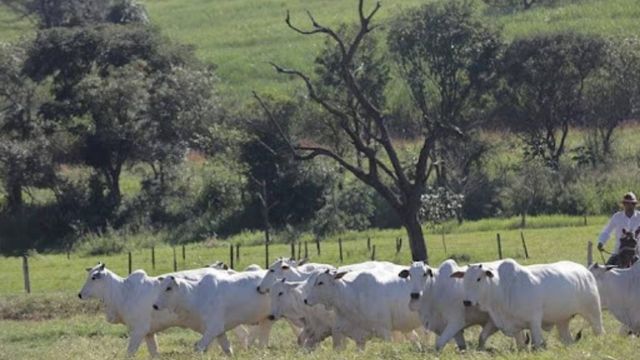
[[598, 210, 640, 254]]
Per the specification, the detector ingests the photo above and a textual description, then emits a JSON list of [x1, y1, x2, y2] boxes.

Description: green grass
[[2, 0, 639, 98], [0, 217, 636, 359], [0, 214, 632, 359]]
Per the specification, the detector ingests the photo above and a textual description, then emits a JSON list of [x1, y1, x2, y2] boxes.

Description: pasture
[[1, 215, 638, 359]]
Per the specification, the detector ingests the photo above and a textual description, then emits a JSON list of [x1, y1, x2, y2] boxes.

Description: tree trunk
[[6, 180, 23, 212], [403, 214, 428, 263]]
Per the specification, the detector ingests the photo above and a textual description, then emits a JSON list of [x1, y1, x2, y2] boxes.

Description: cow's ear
[[334, 271, 348, 280], [158, 276, 165, 281], [485, 270, 494, 278], [99, 263, 106, 271], [85, 267, 93, 272], [398, 269, 410, 279], [324, 269, 331, 274], [222, 264, 229, 270], [298, 258, 308, 266], [169, 275, 175, 281], [450, 271, 465, 278], [425, 269, 433, 278]]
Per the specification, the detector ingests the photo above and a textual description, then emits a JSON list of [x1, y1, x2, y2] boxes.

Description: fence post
[[370, 245, 376, 261], [304, 241, 308, 259], [151, 246, 156, 271], [230, 244, 234, 269], [441, 227, 448, 255], [587, 241, 593, 266], [173, 247, 177, 272], [520, 232, 529, 259], [338, 238, 343, 263], [22, 255, 31, 294], [236, 244, 240, 263], [128, 251, 132, 274], [367, 237, 371, 251], [265, 241, 270, 268], [496, 233, 503, 260], [395, 238, 402, 254], [290, 242, 295, 260], [297, 241, 301, 260], [182, 245, 186, 262], [316, 238, 321, 256]]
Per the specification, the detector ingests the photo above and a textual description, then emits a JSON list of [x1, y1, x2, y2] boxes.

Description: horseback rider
[[597, 192, 640, 266]]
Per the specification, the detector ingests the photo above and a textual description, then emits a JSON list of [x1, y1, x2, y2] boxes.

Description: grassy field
[[2, 0, 640, 98], [1, 214, 637, 359]]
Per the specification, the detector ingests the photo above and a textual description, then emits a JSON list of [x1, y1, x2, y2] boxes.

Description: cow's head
[[269, 278, 302, 321], [152, 276, 179, 312], [78, 262, 107, 300], [451, 263, 494, 308], [588, 262, 617, 278], [209, 261, 229, 270], [398, 261, 433, 312], [304, 269, 347, 308], [258, 257, 297, 294]]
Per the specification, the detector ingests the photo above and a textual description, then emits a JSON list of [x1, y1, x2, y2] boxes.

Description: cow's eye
[[166, 287, 172, 292], [317, 281, 324, 286], [91, 276, 96, 280], [476, 278, 481, 282], [278, 292, 283, 296], [270, 269, 275, 273]]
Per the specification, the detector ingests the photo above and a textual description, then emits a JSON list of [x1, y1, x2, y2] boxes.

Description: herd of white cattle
[[77, 256, 640, 357]]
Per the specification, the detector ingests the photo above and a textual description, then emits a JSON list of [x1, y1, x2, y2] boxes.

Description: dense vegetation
[[0, 0, 639, 258]]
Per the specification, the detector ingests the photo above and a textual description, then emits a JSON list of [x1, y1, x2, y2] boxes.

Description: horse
[[616, 228, 640, 268]]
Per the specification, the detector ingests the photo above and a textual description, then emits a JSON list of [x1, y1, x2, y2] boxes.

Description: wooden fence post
[[265, 241, 270, 268], [316, 238, 321, 256], [230, 244, 234, 269], [128, 251, 132, 274], [496, 233, 503, 260], [297, 241, 301, 260], [338, 238, 343, 263], [22, 255, 31, 294], [182, 245, 186, 262], [304, 241, 308, 259], [173, 247, 177, 272], [236, 244, 240, 262], [441, 227, 448, 255], [520, 232, 529, 259], [587, 241, 593, 266], [395, 238, 402, 254], [367, 237, 371, 251], [370, 245, 376, 261], [290, 241, 295, 260], [151, 246, 156, 270]]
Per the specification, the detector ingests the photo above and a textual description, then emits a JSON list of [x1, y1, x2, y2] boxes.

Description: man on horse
[[597, 192, 640, 266]]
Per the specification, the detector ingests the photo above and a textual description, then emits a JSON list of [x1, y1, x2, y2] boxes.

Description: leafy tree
[[582, 37, 640, 159], [500, 160, 555, 228], [0, 0, 147, 28], [0, 43, 57, 212], [498, 32, 606, 169], [260, 0, 502, 261]]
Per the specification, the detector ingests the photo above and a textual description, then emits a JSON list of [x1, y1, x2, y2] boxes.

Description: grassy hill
[[2, 0, 640, 99]]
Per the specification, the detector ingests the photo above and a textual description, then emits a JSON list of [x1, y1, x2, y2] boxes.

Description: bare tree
[[252, 0, 437, 261]]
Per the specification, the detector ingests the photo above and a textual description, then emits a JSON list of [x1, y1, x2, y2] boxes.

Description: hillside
[[2, 0, 639, 98]]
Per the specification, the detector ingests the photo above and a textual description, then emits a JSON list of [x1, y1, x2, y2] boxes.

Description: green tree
[[0, 43, 56, 212], [498, 32, 606, 169]]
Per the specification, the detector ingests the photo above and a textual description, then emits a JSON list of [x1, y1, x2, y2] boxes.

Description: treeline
[[0, 0, 639, 255]]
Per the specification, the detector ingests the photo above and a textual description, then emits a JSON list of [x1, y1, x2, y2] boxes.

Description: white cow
[[452, 259, 604, 348], [589, 262, 640, 333], [152, 270, 272, 354], [398, 259, 498, 351], [78, 263, 220, 356], [257, 257, 333, 294], [269, 276, 338, 349], [304, 266, 423, 349]]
